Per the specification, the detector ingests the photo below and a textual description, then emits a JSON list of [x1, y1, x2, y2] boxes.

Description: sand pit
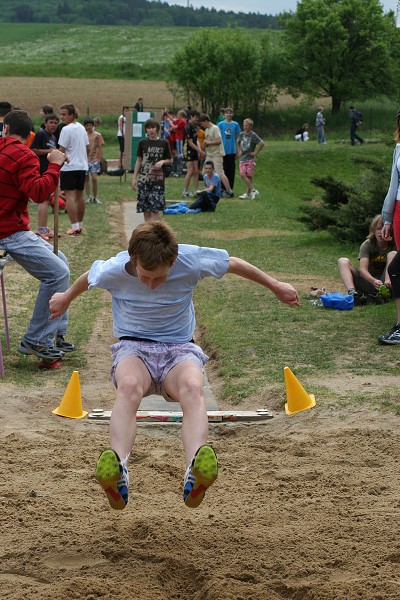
[[1, 344, 400, 599]]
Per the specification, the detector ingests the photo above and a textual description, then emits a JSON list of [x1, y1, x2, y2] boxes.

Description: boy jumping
[[49, 222, 299, 510]]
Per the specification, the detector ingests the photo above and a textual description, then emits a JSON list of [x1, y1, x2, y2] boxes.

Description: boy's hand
[[382, 224, 392, 240], [49, 292, 69, 319], [132, 177, 137, 191], [47, 149, 66, 166], [275, 283, 300, 306]]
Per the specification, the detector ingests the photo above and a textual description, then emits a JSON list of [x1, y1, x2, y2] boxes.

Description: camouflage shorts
[[136, 182, 166, 213]]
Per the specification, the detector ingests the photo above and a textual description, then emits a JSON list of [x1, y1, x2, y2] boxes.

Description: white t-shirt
[[59, 122, 89, 171], [205, 123, 225, 157], [88, 244, 230, 342]]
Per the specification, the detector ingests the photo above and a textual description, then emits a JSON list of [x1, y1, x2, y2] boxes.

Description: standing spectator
[[0, 109, 73, 363], [349, 105, 364, 146], [39, 104, 54, 129], [117, 106, 129, 168], [84, 117, 104, 205], [182, 109, 205, 198], [0, 101, 12, 137], [237, 118, 264, 200], [315, 107, 326, 144], [218, 107, 241, 192], [30, 113, 60, 240], [381, 108, 400, 250], [131, 118, 172, 222], [216, 108, 225, 123], [58, 104, 89, 236], [93, 116, 102, 129], [171, 109, 186, 177], [199, 114, 234, 198], [134, 97, 144, 112]]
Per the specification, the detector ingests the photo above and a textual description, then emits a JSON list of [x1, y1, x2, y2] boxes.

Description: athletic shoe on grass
[[378, 323, 400, 345], [18, 339, 64, 361], [56, 336, 75, 353], [239, 192, 250, 199], [183, 445, 218, 509], [95, 449, 129, 510]]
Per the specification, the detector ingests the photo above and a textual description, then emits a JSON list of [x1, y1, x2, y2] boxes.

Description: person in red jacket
[[0, 109, 74, 363]]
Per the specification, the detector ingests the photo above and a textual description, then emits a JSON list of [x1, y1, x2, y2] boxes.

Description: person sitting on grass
[[49, 221, 299, 512], [188, 160, 221, 212], [338, 214, 396, 305]]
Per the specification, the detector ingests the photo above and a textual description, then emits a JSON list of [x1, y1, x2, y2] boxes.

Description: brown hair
[[59, 103, 78, 118], [144, 118, 160, 133], [128, 222, 178, 270], [367, 215, 383, 241]]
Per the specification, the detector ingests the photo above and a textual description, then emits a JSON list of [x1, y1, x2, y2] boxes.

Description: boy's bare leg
[[37, 199, 50, 229], [85, 175, 91, 198], [143, 211, 160, 222], [92, 173, 98, 198], [110, 356, 152, 459], [164, 360, 208, 465], [241, 172, 253, 194], [64, 189, 78, 223], [76, 189, 85, 222], [184, 161, 194, 191], [338, 257, 356, 291]]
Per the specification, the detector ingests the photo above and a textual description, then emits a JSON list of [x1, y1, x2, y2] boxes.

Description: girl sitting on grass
[[338, 214, 396, 305]]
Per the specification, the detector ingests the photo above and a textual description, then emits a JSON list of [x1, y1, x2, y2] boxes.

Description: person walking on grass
[[0, 109, 74, 363], [131, 118, 172, 222], [237, 118, 264, 200], [316, 107, 326, 144], [49, 221, 299, 511], [58, 104, 89, 236]]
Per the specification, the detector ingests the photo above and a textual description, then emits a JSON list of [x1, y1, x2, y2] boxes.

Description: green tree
[[280, 0, 400, 113], [169, 29, 276, 115]]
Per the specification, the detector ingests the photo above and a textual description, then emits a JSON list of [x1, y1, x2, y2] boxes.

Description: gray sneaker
[[378, 324, 400, 345]]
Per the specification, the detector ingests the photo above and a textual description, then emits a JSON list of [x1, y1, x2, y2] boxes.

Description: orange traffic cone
[[284, 366, 316, 415], [52, 370, 88, 419]]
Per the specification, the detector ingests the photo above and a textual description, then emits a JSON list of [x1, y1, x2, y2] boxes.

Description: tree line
[[169, 0, 400, 115], [4, 0, 279, 28]]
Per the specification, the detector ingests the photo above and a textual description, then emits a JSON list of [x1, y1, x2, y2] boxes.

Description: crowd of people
[[1, 96, 400, 515]]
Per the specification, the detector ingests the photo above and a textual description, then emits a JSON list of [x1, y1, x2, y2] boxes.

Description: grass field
[[0, 23, 269, 80]]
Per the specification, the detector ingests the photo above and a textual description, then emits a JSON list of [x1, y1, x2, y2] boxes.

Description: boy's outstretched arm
[[227, 257, 300, 306], [49, 271, 90, 319]]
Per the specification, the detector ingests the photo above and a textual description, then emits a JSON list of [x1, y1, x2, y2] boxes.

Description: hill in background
[[2, 0, 279, 28]]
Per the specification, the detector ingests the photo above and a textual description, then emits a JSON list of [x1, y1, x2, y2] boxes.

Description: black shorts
[[60, 170, 86, 191], [118, 136, 125, 153]]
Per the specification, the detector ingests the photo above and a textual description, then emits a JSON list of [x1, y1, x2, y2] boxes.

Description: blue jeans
[[317, 126, 326, 143], [0, 230, 70, 347]]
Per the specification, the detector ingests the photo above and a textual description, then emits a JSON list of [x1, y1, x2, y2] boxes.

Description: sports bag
[[320, 292, 354, 310]]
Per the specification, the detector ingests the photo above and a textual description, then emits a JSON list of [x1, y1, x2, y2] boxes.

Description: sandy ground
[[2, 302, 400, 599]]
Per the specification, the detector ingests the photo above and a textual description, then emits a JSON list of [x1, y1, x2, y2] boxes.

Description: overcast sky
[[166, 0, 398, 16]]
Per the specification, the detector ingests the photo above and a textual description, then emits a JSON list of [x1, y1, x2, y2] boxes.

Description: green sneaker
[[183, 445, 218, 509], [95, 449, 129, 510], [378, 284, 392, 301]]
